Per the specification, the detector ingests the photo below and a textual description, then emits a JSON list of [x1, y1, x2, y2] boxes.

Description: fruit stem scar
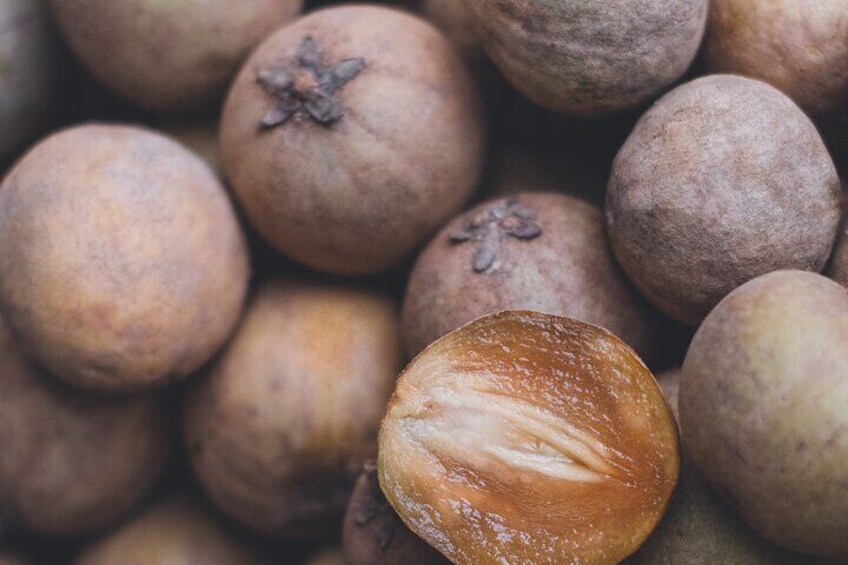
[[449, 196, 542, 273], [255, 36, 366, 129]]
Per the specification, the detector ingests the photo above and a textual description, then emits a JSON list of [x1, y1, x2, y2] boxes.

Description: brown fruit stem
[[449, 196, 542, 272], [256, 36, 366, 129]]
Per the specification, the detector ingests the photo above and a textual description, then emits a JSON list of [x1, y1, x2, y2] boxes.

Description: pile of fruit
[[1, 0, 846, 563]]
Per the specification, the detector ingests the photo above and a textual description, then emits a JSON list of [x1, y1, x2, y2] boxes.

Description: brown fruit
[[184, 277, 404, 540], [49, 0, 302, 114], [379, 311, 680, 565], [467, 0, 707, 117], [628, 370, 800, 565], [420, 0, 483, 63], [75, 495, 259, 565], [343, 463, 449, 565], [0, 320, 170, 537], [220, 5, 486, 275], [705, 0, 848, 119], [607, 75, 841, 325], [160, 122, 220, 175], [680, 271, 848, 557], [402, 193, 654, 359], [0, 124, 250, 393], [0, 0, 59, 163]]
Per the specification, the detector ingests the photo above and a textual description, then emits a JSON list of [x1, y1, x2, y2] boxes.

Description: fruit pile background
[[0, 0, 846, 563]]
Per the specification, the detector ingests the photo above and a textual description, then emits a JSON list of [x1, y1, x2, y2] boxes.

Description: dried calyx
[[449, 196, 542, 273], [256, 36, 366, 129]]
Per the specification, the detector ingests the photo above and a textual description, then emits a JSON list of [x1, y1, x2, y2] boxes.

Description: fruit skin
[[0, 320, 170, 537], [628, 370, 799, 565], [75, 495, 258, 565], [343, 463, 449, 565], [705, 0, 848, 119], [220, 5, 486, 276], [49, 0, 302, 115], [184, 277, 403, 540], [0, 124, 250, 393], [607, 75, 841, 326], [0, 0, 59, 164], [467, 0, 707, 117], [379, 311, 679, 565], [680, 271, 848, 558], [420, 0, 482, 63], [402, 193, 654, 359]]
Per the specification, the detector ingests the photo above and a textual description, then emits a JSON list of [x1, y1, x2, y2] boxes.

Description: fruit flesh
[[380, 311, 679, 564]]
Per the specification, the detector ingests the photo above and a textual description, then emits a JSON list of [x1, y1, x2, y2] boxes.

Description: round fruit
[[184, 277, 403, 540], [75, 495, 258, 565], [343, 463, 448, 565], [161, 122, 220, 174], [629, 370, 797, 565], [607, 75, 841, 325], [467, 0, 707, 117], [705, 0, 848, 119], [0, 0, 59, 163], [49, 0, 302, 114], [402, 193, 654, 358], [680, 271, 848, 557], [220, 5, 486, 275], [0, 124, 250, 393], [379, 311, 679, 565], [0, 320, 170, 537]]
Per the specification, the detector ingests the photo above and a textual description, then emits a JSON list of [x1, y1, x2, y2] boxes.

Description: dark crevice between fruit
[[354, 462, 399, 551], [256, 36, 366, 129], [450, 196, 542, 273]]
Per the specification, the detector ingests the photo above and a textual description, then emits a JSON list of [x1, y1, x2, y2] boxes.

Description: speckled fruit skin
[[343, 464, 449, 565], [0, 321, 170, 537], [467, 0, 707, 117], [680, 271, 848, 558], [184, 277, 404, 540], [0, 125, 250, 393], [0, 0, 59, 163], [75, 496, 258, 565], [220, 5, 486, 276], [705, 0, 848, 119], [49, 0, 302, 115], [379, 311, 679, 565], [607, 75, 842, 326], [628, 370, 798, 565], [402, 193, 654, 359]]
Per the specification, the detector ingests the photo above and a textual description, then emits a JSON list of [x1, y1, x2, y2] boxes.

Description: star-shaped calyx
[[255, 36, 366, 129], [450, 196, 543, 273]]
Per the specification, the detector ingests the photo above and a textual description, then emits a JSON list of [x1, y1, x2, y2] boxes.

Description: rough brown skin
[[184, 277, 404, 540], [0, 0, 59, 164], [49, 0, 302, 115], [705, 0, 848, 119], [0, 124, 250, 393], [379, 311, 680, 565], [680, 271, 848, 558], [467, 0, 707, 117], [75, 495, 259, 565], [0, 320, 170, 537], [220, 5, 486, 276], [402, 193, 655, 359], [607, 75, 842, 326], [343, 463, 449, 565], [627, 370, 798, 565]]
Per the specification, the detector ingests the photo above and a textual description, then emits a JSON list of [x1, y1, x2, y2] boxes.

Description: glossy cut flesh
[[379, 311, 679, 564]]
